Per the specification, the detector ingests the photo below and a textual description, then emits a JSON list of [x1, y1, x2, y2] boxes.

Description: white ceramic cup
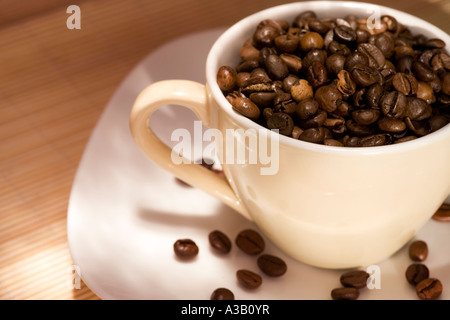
[[130, 1, 450, 269]]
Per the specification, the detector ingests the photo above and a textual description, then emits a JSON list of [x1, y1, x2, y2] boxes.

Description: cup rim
[[206, 1, 450, 155]]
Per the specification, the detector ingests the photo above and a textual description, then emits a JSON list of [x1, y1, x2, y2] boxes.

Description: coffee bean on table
[[235, 229, 265, 255], [405, 264, 430, 286], [173, 239, 199, 259], [432, 203, 450, 222], [416, 278, 443, 300], [209, 230, 232, 254], [331, 287, 360, 300], [409, 240, 428, 262], [210, 288, 235, 300], [257, 254, 287, 277], [236, 269, 263, 289], [340, 270, 370, 288]]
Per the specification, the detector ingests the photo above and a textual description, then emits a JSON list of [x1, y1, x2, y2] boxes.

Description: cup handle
[[130, 79, 252, 220]]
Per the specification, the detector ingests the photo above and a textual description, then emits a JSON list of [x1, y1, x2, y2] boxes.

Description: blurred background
[[1, 0, 449, 300]]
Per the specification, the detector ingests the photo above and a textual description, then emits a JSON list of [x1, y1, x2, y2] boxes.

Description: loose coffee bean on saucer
[[235, 229, 265, 255], [173, 239, 199, 259], [331, 287, 360, 300], [409, 240, 428, 262], [432, 203, 450, 222], [257, 254, 287, 277], [416, 278, 443, 300], [209, 230, 232, 254], [340, 270, 370, 288], [210, 288, 235, 300], [236, 269, 263, 289], [405, 264, 430, 286]]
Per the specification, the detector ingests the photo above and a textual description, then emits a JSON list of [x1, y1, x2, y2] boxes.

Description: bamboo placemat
[[1, 0, 449, 300]]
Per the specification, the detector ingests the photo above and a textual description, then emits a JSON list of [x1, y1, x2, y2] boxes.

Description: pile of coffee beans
[[405, 240, 443, 300], [174, 228, 287, 299], [217, 11, 450, 146]]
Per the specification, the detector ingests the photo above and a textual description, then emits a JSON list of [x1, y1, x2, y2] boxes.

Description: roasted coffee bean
[[236, 269, 263, 289], [358, 43, 386, 70], [331, 287, 360, 300], [307, 61, 328, 88], [209, 230, 232, 254], [326, 53, 346, 75], [249, 92, 277, 108], [275, 34, 300, 53], [328, 41, 351, 56], [257, 254, 287, 277], [235, 229, 265, 255], [173, 239, 199, 259], [413, 61, 437, 82], [340, 270, 370, 288], [291, 79, 314, 102], [359, 133, 392, 147], [352, 88, 366, 109], [405, 264, 430, 286], [282, 74, 300, 92], [392, 73, 418, 96], [334, 25, 357, 44], [300, 32, 324, 52], [425, 38, 446, 49], [356, 29, 370, 44], [253, 23, 281, 48], [378, 116, 406, 133], [405, 97, 432, 120], [394, 135, 417, 144], [336, 70, 356, 95], [380, 91, 407, 118], [302, 49, 327, 69], [240, 45, 260, 62], [351, 64, 378, 87], [309, 19, 330, 34], [262, 107, 273, 120], [324, 138, 344, 146], [405, 117, 430, 136], [279, 53, 302, 73], [432, 203, 450, 222], [299, 127, 326, 144], [315, 85, 343, 112], [346, 119, 375, 137], [416, 278, 443, 300], [416, 81, 436, 104], [380, 15, 398, 32], [210, 288, 235, 300], [344, 51, 369, 71], [334, 100, 352, 117], [429, 115, 449, 133], [296, 98, 319, 120], [217, 66, 237, 92], [236, 59, 259, 73], [409, 240, 428, 261], [267, 112, 294, 136], [374, 33, 395, 59], [441, 72, 450, 95], [231, 97, 260, 119], [431, 52, 450, 73], [273, 94, 297, 115], [352, 109, 380, 125], [366, 83, 384, 108], [291, 126, 304, 139], [264, 54, 289, 80], [396, 55, 414, 74], [293, 10, 317, 28]]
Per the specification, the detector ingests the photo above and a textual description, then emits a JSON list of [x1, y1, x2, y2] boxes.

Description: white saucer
[[67, 28, 450, 300]]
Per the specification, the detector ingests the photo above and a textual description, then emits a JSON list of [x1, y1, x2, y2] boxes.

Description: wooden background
[[1, 0, 449, 300]]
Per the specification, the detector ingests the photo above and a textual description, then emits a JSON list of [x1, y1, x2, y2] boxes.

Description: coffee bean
[[328, 41, 351, 56], [416, 278, 443, 300], [336, 70, 356, 95], [298, 127, 326, 144], [340, 270, 370, 288], [374, 33, 395, 59], [291, 79, 314, 102], [249, 92, 277, 108], [235, 229, 265, 255], [346, 119, 375, 137], [359, 133, 392, 147], [405, 264, 430, 286], [217, 66, 237, 92], [295, 98, 319, 120], [173, 239, 199, 259], [352, 109, 380, 125], [265, 54, 289, 80], [326, 53, 346, 75], [441, 72, 450, 95], [236, 269, 263, 289], [331, 287, 360, 300], [377, 116, 406, 133], [392, 73, 418, 96], [267, 112, 294, 136], [405, 97, 432, 121], [253, 23, 281, 48], [275, 34, 299, 53], [208, 230, 232, 254], [351, 64, 378, 87], [432, 203, 450, 222], [366, 83, 384, 108], [409, 240, 428, 261], [279, 53, 302, 73], [357, 43, 386, 70], [302, 49, 327, 70], [231, 97, 260, 119], [345, 51, 369, 71], [334, 25, 357, 44], [257, 254, 287, 277], [300, 32, 324, 51], [380, 91, 407, 118], [413, 61, 437, 82], [315, 85, 343, 112], [416, 81, 436, 104], [210, 288, 235, 300], [307, 61, 328, 88]]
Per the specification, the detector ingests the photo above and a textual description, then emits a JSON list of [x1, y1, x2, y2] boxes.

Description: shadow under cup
[[206, 1, 450, 268]]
